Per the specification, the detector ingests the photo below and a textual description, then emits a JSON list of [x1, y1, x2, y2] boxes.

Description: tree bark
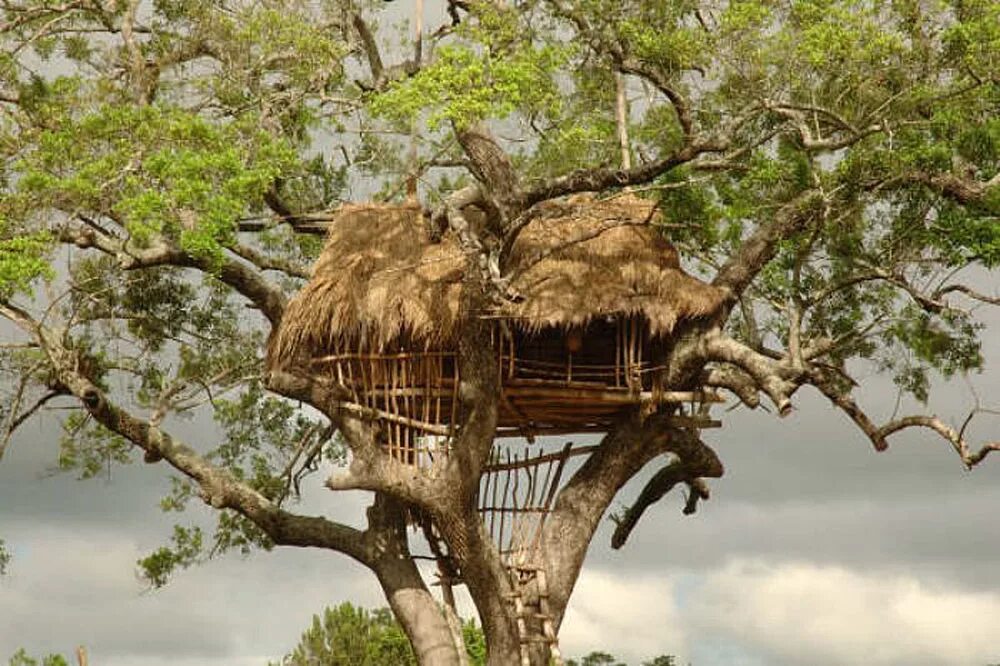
[[369, 497, 464, 666]]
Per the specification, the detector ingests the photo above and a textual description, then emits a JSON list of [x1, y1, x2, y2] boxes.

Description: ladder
[[507, 563, 562, 666]]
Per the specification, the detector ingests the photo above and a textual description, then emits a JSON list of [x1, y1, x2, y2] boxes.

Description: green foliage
[[137, 524, 204, 588], [462, 618, 487, 666], [0, 538, 9, 576], [58, 412, 133, 480], [642, 658, 677, 666], [0, 220, 52, 299], [371, 4, 568, 129], [6, 649, 68, 666], [372, 42, 568, 130], [565, 651, 626, 666], [10, 105, 296, 268]]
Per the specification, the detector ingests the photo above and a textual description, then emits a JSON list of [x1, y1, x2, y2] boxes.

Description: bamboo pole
[[615, 71, 632, 171]]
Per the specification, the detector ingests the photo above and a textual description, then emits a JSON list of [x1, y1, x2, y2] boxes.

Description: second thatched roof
[[268, 195, 725, 365]]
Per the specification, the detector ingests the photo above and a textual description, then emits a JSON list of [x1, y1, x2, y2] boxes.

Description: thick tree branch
[[893, 171, 1000, 209], [712, 190, 824, 301], [610, 438, 723, 550], [521, 139, 725, 207], [541, 415, 712, 621], [455, 125, 521, 214], [702, 365, 761, 408], [702, 331, 797, 416]]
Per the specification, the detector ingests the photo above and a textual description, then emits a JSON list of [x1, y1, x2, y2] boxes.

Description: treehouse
[[267, 195, 728, 663], [266, 195, 727, 463]]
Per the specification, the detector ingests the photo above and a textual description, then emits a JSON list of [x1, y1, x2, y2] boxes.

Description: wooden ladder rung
[[516, 611, 552, 620]]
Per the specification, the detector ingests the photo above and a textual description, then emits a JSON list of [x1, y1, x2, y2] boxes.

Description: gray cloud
[[685, 559, 1000, 666]]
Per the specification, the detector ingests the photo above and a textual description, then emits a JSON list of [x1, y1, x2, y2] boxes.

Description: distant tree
[[273, 602, 486, 666], [566, 651, 627, 666], [642, 657, 678, 666], [6, 650, 68, 666], [0, 538, 9, 576]]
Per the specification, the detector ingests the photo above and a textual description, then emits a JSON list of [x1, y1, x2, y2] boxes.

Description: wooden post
[[76, 646, 88, 666], [615, 71, 632, 171], [406, 0, 424, 200]]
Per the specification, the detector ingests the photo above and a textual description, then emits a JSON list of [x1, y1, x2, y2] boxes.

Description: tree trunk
[[369, 496, 464, 666], [378, 558, 463, 666]]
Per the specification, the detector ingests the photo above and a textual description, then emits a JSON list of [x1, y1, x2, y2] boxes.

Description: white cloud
[[559, 569, 688, 664], [687, 560, 1000, 666], [551, 560, 1000, 666]]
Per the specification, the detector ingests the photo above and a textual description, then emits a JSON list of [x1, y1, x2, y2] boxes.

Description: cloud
[[0, 528, 235, 659], [0, 525, 383, 664], [687, 559, 1000, 666], [559, 569, 688, 663], [553, 560, 1000, 666]]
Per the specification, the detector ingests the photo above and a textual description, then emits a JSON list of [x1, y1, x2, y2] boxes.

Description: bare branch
[[809, 370, 999, 467], [934, 284, 1000, 308], [702, 331, 796, 416], [617, 58, 693, 138], [876, 414, 1000, 468], [1, 389, 65, 460], [766, 101, 883, 151], [610, 436, 723, 550], [229, 242, 310, 280], [702, 365, 761, 408]]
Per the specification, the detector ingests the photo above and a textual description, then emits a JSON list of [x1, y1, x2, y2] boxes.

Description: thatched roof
[[268, 195, 725, 365]]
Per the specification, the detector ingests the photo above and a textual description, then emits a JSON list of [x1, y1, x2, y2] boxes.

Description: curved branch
[[610, 440, 722, 550], [934, 284, 1000, 308], [56, 221, 287, 325], [876, 415, 1000, 468], [809, 370, 999, 467], [702, 331, 797, 416]]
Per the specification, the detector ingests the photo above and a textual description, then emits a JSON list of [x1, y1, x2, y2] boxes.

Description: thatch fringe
[[268, 195, 724, 368]]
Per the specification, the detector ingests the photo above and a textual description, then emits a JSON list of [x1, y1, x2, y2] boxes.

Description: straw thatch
[[268, 195, 724, 368]]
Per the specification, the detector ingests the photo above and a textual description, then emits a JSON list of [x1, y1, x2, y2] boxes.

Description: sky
[[3, 3, 1000, 665], [3, 284, 999, 666]]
